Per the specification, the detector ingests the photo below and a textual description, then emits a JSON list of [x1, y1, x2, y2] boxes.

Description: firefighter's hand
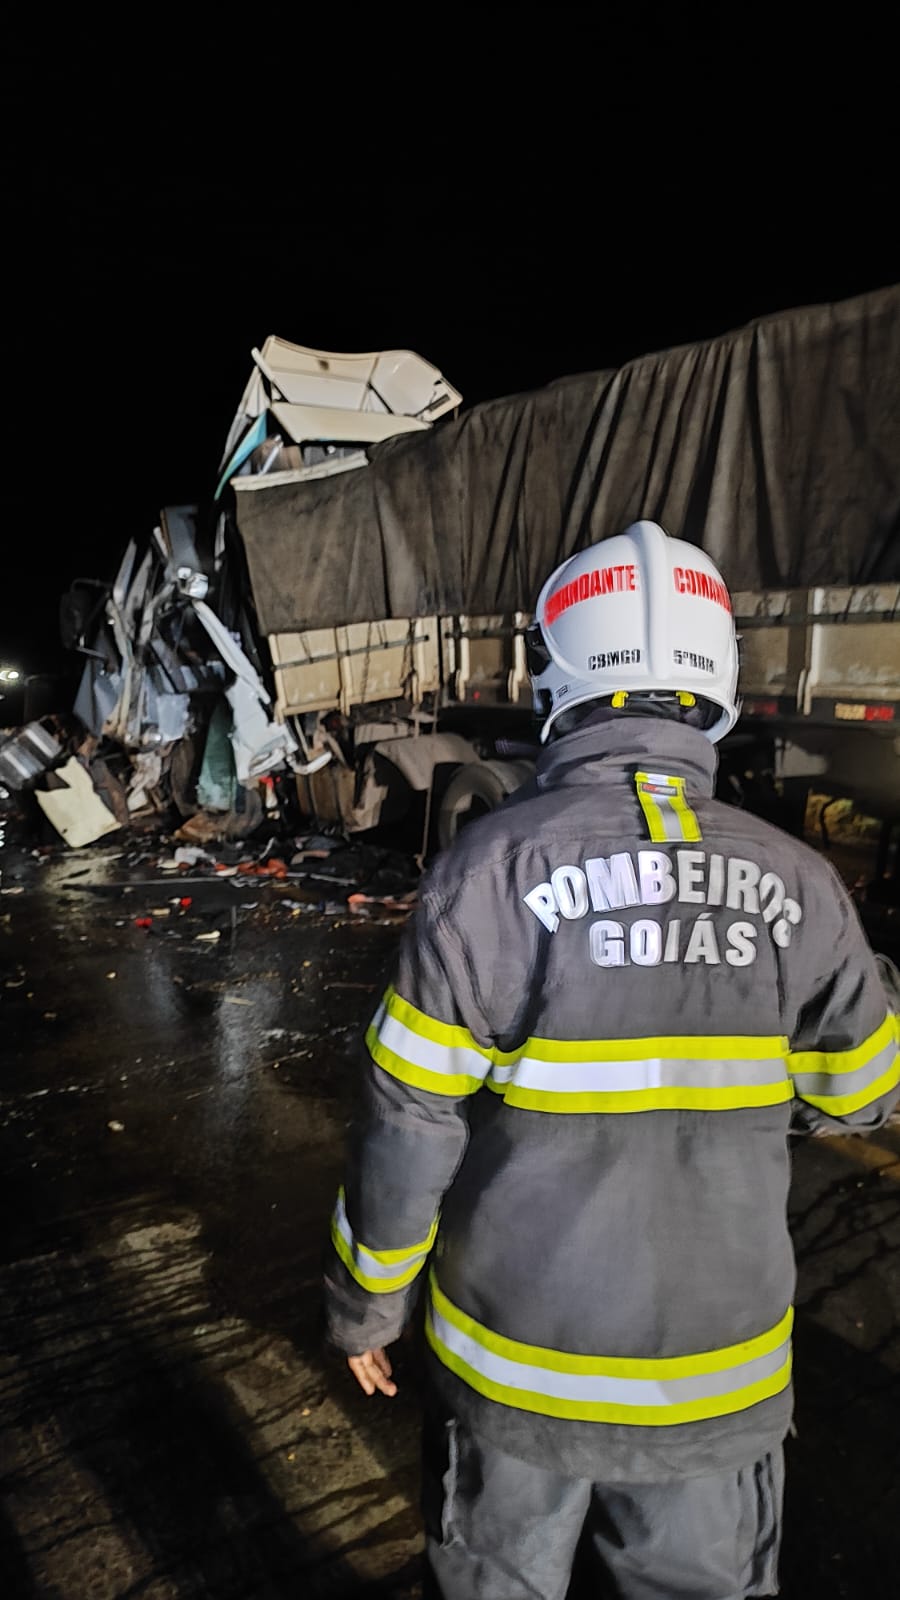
[[348, 1347, 398, 1397]]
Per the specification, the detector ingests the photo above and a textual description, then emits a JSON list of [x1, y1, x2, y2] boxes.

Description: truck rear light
[[834, 702, 896, 722]]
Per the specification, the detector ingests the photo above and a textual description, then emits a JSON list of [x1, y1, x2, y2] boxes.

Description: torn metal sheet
[[0, 723, 63, 790], [126, 751, 164, 812], [193, 600, 298, 781], [36, 758, 122, 848], [73, 665, 122, 739], [226, 678, 296, 783], [270, 403, 428, 445], [158, 505, 205, 575], [217, 337, 462, 499], [143, 686, 191, 746]]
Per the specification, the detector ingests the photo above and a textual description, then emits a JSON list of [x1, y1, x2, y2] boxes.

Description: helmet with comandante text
[[525, 520, 740, 744]]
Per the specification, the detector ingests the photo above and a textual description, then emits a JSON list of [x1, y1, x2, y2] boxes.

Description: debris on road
[[35, 756, 122, 848]]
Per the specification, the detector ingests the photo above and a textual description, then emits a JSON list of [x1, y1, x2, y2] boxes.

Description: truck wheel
[[436, 759, 534, 852]]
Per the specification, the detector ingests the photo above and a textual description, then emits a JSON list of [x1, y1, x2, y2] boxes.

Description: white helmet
[[526, 520, 740, 744]]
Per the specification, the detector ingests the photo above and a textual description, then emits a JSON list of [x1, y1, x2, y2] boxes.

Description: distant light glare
[[0, 667, 21, 682]]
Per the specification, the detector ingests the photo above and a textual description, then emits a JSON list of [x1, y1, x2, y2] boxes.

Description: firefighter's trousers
[[422, 1408, 784, 1600]]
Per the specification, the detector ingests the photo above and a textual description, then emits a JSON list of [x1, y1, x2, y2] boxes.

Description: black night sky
[[4, 20, 898, 690]]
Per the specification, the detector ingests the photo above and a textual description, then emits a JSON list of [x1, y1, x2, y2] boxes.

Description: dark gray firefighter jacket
[[324, 719, 900, 1481]]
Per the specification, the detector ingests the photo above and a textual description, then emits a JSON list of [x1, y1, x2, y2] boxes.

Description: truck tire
[[436, 759, 534, 852]]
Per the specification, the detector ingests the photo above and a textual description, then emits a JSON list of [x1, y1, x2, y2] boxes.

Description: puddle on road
[[0, 1213, 422, 1597]]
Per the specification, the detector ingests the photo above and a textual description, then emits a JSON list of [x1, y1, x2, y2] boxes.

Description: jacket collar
[[535, 717, 719, 796]]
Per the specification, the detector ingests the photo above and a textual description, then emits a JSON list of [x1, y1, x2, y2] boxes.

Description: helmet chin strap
[[547, 693, 717, 740], [613, 691, 696, 709]]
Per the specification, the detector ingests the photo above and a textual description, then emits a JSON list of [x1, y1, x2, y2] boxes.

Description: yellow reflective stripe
[[368, 984, 517, 1096], [366, 1022, 484, 1096], [367, 985, 517, 1096], [379, 985, 519, 1066], [667, 780, 703, 842], [635, 771, 702, 843], [635, 782, 667, 842], [331, 1222, 425, 1292], [426, 1276, 794, 1425], [382, 985, 491, 1057], [372, 990, 791, 1108], [426, 1317, 793, 1425], [330, 1191, 438, 1294], [517, 1033, 786, 1063], [430, 1275, 792, 1378], [335, 1187, 438, 1264], [787, 1013, 896, 1076], [788, 1013, 900, 1114], [797, 1054, 900, 1117], [492, 1081, 795, 1114], [484, 1035, 790, 1113]]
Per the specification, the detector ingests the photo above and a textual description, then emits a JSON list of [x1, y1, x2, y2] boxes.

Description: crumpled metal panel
[[0, 722, 63, 789]]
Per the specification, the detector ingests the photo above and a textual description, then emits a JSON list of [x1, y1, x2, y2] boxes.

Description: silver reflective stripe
[[791, 1037, 897, 1101], [428, 1305, 792, 1408], [488, 1054, 787, 1092], [332, 1191, 430, 1283], [635, 771, 702, 843], [648, 794, 689, 841], [373, 1003, 491, 1083]]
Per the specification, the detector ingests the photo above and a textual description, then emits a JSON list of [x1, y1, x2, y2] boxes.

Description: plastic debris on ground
[[1, 773, 421, 931], [347, 890, 418, 917]]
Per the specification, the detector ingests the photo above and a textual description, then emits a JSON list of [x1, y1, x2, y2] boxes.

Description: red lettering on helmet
[[673, 566, 732, 613], [545, 564, 642, 625]]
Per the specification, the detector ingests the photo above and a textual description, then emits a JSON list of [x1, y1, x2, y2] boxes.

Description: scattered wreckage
[[3, 341, 467, 848], [2, 292, 899, 864]]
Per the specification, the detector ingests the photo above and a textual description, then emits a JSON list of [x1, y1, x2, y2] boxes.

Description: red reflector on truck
[[744, 699, 779, 716], [834, 702, 895, 722]]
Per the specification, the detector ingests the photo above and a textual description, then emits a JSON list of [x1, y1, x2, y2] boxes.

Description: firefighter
[[323, 520, 900, 1600]]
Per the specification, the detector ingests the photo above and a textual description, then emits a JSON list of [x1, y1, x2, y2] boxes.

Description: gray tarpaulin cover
[[234, 287, 900, 635]]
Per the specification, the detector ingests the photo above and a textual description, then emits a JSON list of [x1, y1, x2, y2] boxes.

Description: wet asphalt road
[[0, 809, 898, 1599]]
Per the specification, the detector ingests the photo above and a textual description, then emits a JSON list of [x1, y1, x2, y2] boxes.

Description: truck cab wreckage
[[29, 289, 900, 883]]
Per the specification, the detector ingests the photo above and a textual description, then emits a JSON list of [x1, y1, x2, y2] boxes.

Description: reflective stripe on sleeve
[[635, 771, 702, 843], [788, 1013, 900, 1115], [425, 1275, 793, 1425], [366, 985, 498, 1096], [330, 1187, 438, 1293], [486, 1033, 791, 1113]]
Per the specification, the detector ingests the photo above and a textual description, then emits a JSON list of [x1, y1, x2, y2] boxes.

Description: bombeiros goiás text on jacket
[[524, 846, 802, 967]]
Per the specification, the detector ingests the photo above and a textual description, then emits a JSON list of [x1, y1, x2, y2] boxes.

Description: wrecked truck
[[56, 344, 465, 841], [58, 289, 899, 870]]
